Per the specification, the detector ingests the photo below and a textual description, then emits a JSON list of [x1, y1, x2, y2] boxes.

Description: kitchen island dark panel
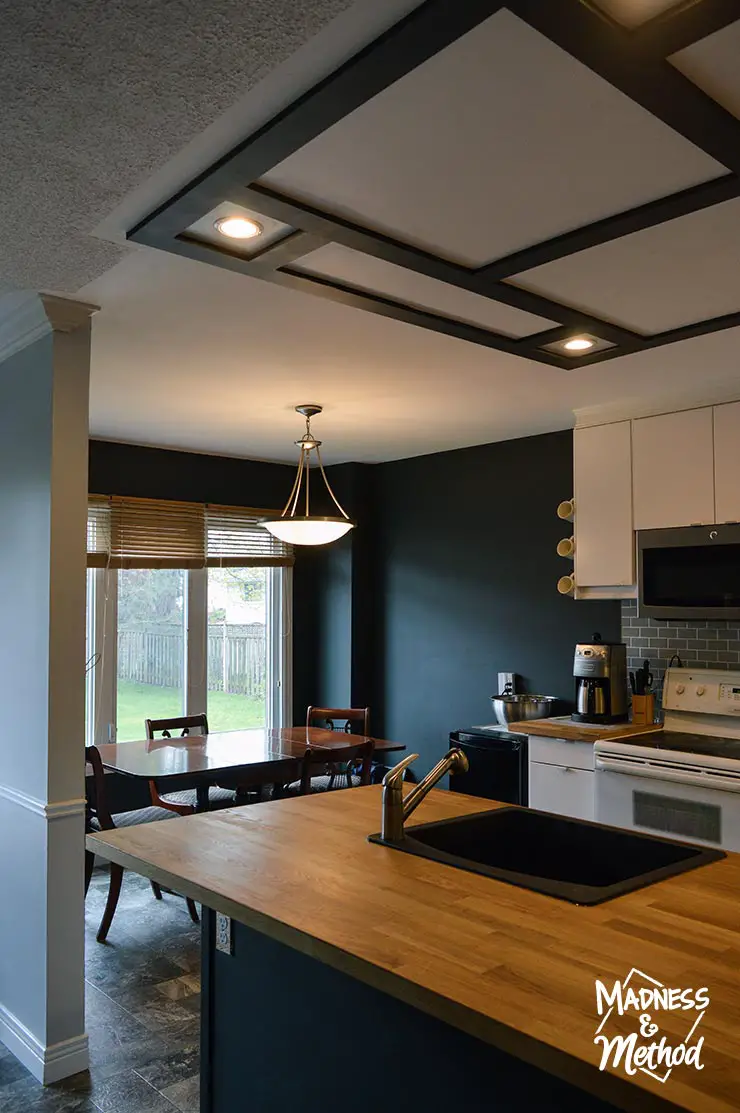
[[202, 913, 620, 1113]]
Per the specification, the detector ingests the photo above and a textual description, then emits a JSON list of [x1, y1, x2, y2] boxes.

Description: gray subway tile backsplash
[[620, 601, 740, 706]]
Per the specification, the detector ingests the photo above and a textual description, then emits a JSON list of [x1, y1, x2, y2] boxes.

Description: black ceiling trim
[[241, 183, 638, 346], [634, 0, 740, 57], [175, 228, 306, 267], [477, 279, 632, 344], [135, 231, 300, 283], [230, 230, 329, 269], [521, 324, 585, 347], [542, 344, 630, 370], [128, 0, 740, 368], [479, 173, 740, 280], [240, 182, 482, 280], [641, 308, 740, 348], [275, 266, 574, 368], [278, 266, 645, 369], [129, 1, 506, 245], [510, 0, 740, 174]]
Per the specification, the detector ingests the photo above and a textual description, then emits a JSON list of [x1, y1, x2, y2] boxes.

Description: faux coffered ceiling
[[128, 0, 740, 369]]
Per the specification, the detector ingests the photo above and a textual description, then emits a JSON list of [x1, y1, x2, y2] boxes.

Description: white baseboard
[[0, 1001, 89, 1083]]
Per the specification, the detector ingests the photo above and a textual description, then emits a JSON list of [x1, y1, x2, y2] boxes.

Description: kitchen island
[[87, 787, 740, 1113]]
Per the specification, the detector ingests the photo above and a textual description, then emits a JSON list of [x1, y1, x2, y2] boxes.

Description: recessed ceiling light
[[539, 333, 614, 362], [563, 337, 595, 352], [214, 216, 263, 240]]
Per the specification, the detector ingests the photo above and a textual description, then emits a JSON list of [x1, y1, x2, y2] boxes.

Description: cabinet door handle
[[562, 766, 575, 773]]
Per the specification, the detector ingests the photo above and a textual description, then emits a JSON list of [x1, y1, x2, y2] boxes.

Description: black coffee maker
[[572, 632, 628, 724]]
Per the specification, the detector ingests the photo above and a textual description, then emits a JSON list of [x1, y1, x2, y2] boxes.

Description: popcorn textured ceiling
[[0, 0, 354, 294]]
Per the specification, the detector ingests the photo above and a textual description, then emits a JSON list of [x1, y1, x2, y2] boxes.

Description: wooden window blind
[[87, 495, 112, 567], [87, 496, 293, 569], [205, 504, 293, 567]]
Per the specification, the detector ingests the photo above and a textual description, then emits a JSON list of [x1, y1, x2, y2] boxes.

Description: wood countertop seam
[[87, 787, 740, 1113]]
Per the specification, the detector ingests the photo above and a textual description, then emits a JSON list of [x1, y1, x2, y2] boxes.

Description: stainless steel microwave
[[638, 524, 740, 620]]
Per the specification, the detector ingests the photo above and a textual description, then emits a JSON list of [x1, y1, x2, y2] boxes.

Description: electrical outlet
[[215, 913, 233, 955]]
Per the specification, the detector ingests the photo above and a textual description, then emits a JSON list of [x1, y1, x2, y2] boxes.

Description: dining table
[[95, 726, 406, 812]]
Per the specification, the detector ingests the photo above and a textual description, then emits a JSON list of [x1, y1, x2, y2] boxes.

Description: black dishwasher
[[448, 728, 528, 806]]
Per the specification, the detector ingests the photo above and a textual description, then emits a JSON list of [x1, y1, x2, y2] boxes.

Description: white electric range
[[594, 668, 740, 851]]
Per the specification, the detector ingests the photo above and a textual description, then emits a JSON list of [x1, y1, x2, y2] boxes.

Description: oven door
[[595, 756, 740, 852]]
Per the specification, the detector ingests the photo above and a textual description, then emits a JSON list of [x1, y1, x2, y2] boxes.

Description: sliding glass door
[[86, 566, 291, 743], [116, 569, 187, 741], [205, 568, 267, 732]]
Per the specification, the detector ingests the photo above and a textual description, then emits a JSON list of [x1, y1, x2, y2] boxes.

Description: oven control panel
[[663, 668, 740, 715], [719, 683, 740, 705]]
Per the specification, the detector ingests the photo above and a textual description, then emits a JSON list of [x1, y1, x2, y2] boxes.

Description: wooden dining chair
[[298, 739, 375, 795], [144, 714, 237, 813], [306, 706, 370, 736], [85, 745, 199, 943], [304, 706, 371, 791]]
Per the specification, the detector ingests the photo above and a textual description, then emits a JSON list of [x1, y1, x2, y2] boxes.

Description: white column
[[0, 292, 96, 1083]]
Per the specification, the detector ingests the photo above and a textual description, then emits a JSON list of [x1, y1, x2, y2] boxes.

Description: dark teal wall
[[90, 432, 622, 779], [305, 463, 377, 715], [370, 430, 621, 774], [88, 440, 295, 506]]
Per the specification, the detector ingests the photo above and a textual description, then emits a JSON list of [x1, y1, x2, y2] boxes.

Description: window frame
[[86, 568, 117, 744], [85, 565, 292, 741]]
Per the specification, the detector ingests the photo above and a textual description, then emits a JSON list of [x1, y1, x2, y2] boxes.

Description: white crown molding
[[0, 1002, 89, 1084], [574, 378, 740, 428], [0, 292, 98, 365], [0, 783, 85, 820]]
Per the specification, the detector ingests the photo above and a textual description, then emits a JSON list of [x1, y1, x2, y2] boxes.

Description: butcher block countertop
[[88, 787, 739, 1113], [509, 716, 663, 743]]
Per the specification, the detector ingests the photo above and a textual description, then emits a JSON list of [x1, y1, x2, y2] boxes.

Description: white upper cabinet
[[714, 401, 740, 524], [632, 408, 715, 530], [574, 421, 634, 586]]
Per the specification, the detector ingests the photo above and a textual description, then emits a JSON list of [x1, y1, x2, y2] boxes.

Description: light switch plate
[[215, 913, 233, 955]]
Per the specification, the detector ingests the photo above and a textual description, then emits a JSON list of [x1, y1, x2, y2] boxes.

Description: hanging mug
[[557, 536, 575, 559], [557, 574, 575, 597], [557, 499, 575, 522]]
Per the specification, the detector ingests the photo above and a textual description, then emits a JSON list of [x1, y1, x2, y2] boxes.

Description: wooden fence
[[118, 623, 266, 697]]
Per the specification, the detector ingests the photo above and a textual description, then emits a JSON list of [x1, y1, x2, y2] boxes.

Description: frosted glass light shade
[[263, 516, 354, 546]]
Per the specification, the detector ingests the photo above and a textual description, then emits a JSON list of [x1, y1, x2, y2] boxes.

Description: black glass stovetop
[[616, 730, 740, 762]]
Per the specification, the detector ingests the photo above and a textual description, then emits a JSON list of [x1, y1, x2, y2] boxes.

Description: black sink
[[369, 807, 725, 905]]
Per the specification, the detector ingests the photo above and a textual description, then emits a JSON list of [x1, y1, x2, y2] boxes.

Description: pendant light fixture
[[263, 405, 355, 546]]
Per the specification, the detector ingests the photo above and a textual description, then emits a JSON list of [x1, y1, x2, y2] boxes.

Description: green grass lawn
[[116, 680, 266, 740]]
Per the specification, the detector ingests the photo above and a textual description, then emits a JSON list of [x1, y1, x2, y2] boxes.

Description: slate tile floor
[[0, 870, 201, 1113]]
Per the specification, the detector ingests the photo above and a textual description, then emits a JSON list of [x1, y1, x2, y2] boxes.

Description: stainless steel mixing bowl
[[490, 693, 557, 728]]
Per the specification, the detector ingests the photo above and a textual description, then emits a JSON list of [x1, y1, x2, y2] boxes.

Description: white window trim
[[267, 567, 293, 729], [186, 568, 207, 718], [87, 568, 117, 744]]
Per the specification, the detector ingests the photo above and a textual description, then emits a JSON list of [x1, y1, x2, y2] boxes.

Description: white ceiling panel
[[509, 196, 740, 334], [261, 10, 723, 266], [671, 20, 740, 122], [590, 0, 685, 28], [292, 243, 556, 336]]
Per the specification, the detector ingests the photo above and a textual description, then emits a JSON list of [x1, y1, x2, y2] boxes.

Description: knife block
[[632, 694, 655, 726]]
